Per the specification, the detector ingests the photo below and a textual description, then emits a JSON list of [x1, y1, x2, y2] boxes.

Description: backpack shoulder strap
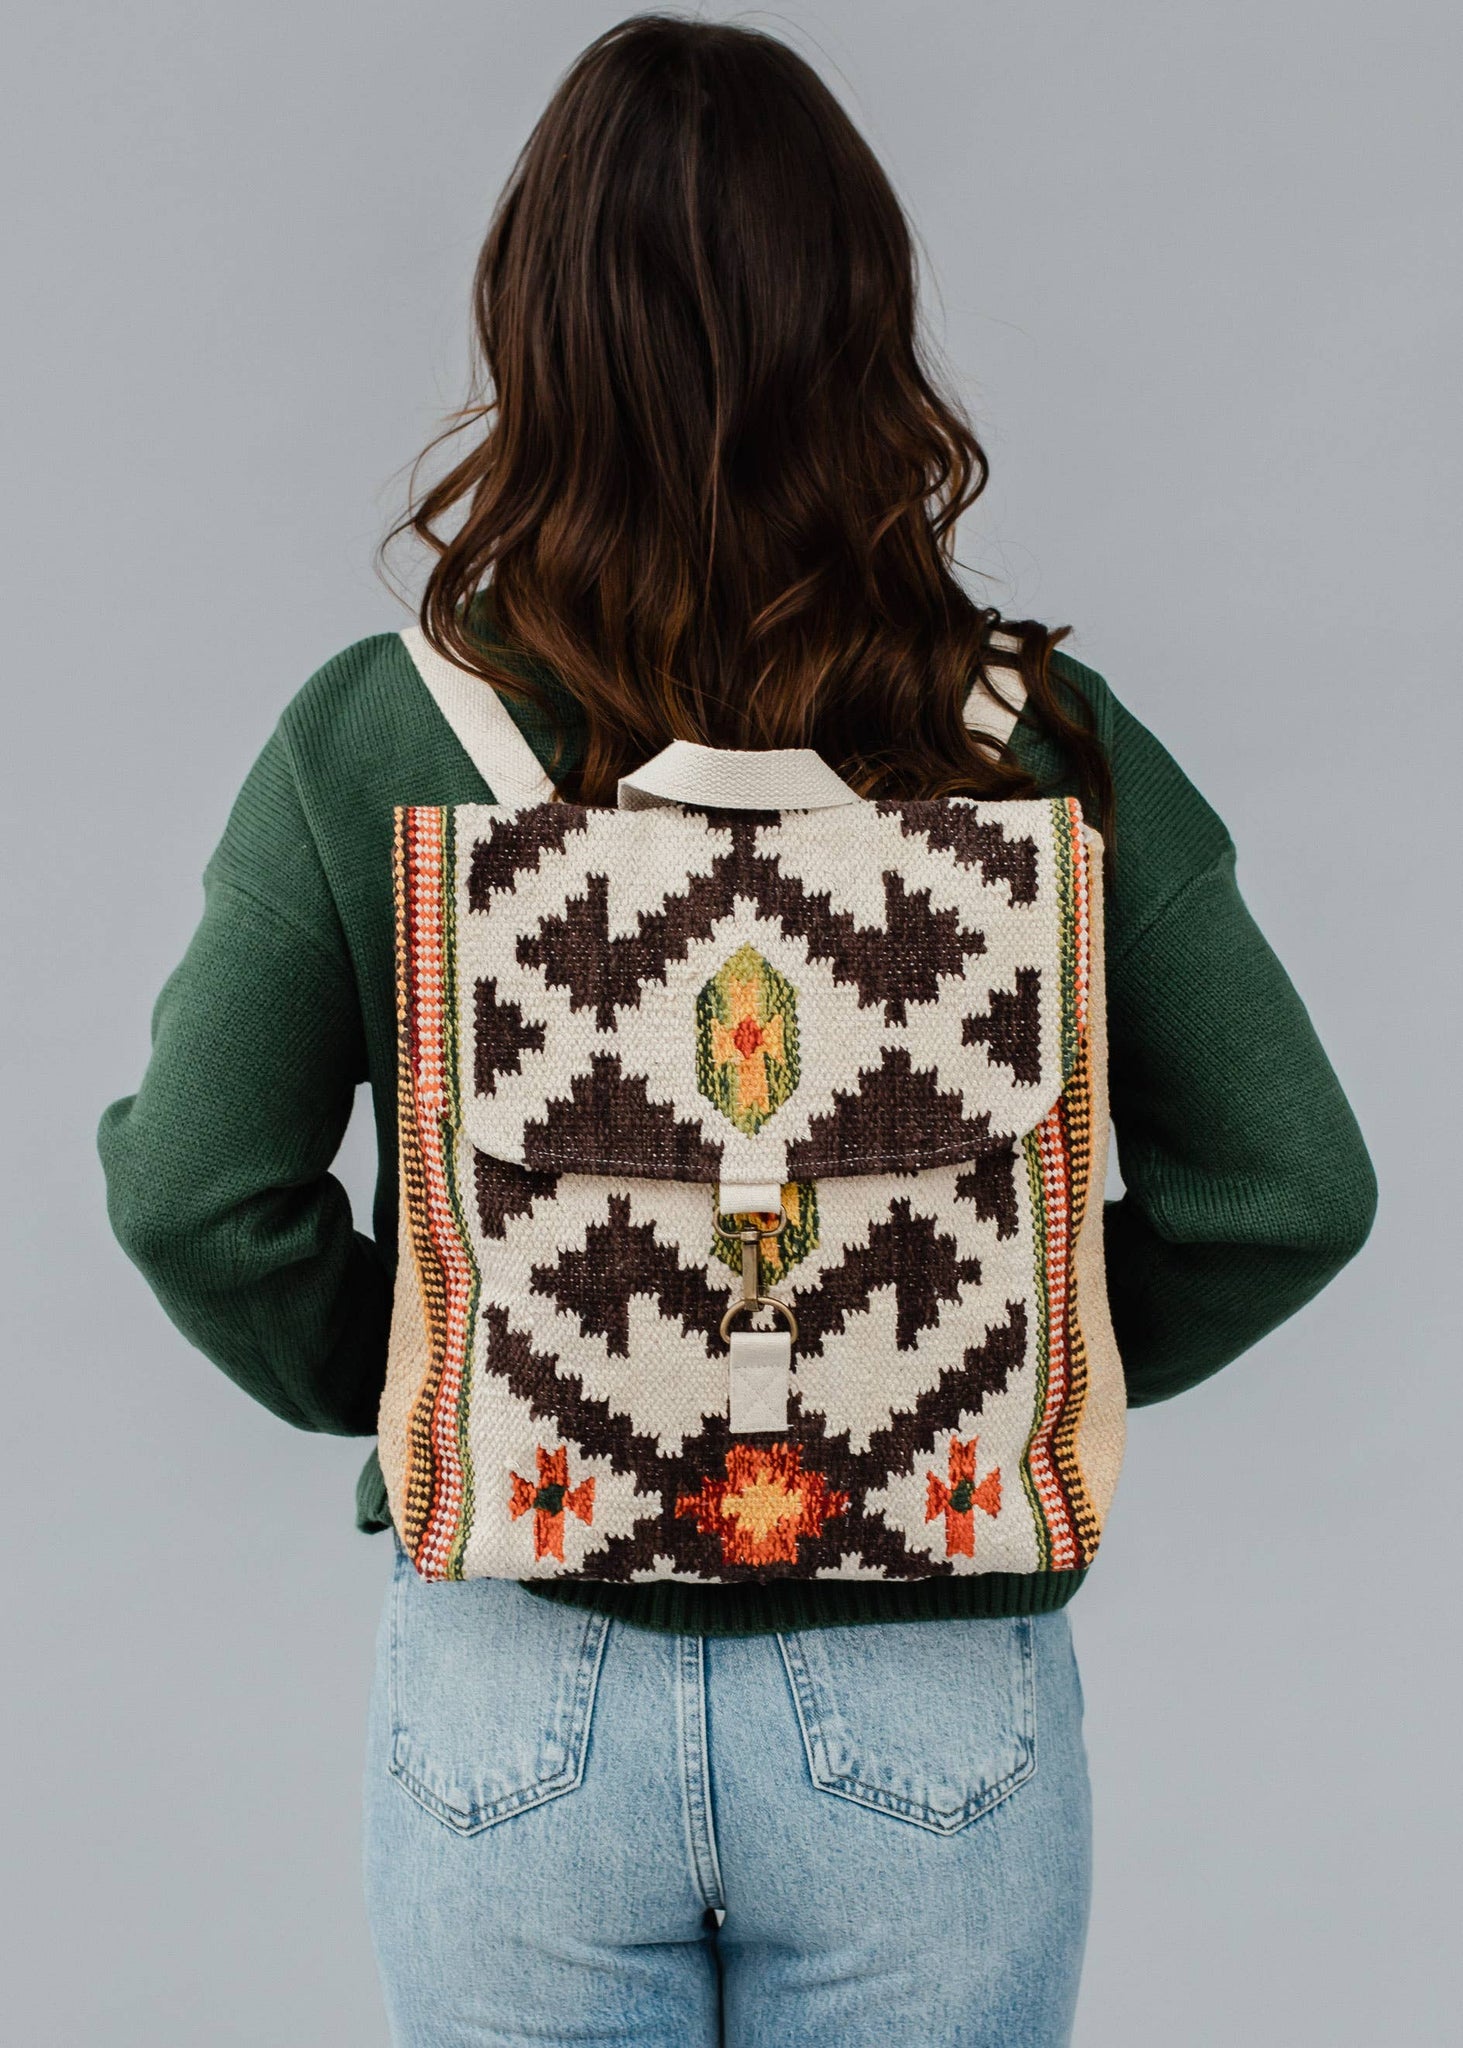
[[965, 629, 1028, 745], [400, 626, 556, 805], [403, 620, 1025, 796]]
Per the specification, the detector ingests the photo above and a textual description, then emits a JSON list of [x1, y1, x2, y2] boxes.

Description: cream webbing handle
[[965, 630, 1028, 744], [399, 627, 556, 806], [403, 622, 1026, 799]]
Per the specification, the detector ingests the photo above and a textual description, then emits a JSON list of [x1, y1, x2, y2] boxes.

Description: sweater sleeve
[[1103, 845, 1378, 1405], [97, 724, 390, 1435]]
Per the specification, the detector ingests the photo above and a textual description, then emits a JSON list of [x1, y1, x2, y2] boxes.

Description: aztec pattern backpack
[[380, 628, 1126, 1585]]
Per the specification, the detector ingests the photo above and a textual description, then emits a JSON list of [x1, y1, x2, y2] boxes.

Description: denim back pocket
[[778, 1615, 1036, 1834], [387, 1543, 609, 1834]]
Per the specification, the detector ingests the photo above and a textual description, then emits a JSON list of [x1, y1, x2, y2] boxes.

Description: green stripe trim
[[1020, 1127, 1055, 1571], [438, 812, 480, 1579]]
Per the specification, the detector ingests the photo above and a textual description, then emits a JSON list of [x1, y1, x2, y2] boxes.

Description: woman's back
[[99, 613, 1374, 1625], [96, 16, 1376, 2044]]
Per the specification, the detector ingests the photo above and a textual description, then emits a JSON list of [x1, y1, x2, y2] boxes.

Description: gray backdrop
[[4, 4, 1457, 2042]]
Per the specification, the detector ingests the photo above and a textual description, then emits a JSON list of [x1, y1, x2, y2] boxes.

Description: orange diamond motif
[[510, 1444, 596, 1562], [676, 1443, 847, 1567], [925, 1436, 1001, 1557]]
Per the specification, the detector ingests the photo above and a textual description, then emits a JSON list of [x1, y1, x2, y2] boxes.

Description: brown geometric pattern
[[530, 1193, 727, 1357], [380, 792, 1126, 1585], [785, 1049, 995, 1179], [955, 1145, 1021, 1242], [963, 967, 1043, 1084], [467, 806, 589, 903], [520, 1054, 724, 1178], [451, 798, 1086, 1188], [879, 798, 1040, 903], [472, 1151, 559, 1240], [473, 978, 546, 1096]]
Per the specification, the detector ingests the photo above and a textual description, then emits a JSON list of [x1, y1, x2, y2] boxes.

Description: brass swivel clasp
[[711, 1208, 800, 1346]]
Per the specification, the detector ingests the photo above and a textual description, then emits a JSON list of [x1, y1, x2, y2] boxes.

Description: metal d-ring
[[719, 1294, 799, 1345]]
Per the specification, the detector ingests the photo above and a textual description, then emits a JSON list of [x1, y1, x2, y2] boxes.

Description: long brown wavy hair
[[395, 14, 1111, 832]]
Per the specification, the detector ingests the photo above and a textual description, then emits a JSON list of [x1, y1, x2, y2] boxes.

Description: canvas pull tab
[[728, 1328, 792, 1434]]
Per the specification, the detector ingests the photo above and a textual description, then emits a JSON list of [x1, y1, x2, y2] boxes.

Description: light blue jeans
[[364, 1539, 1091, 2046]]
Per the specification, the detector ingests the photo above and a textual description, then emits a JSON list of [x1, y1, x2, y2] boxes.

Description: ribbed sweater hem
[[521, 1568, 1087, 1635]]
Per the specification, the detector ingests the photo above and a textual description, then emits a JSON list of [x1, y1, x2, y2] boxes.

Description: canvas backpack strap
[[965, 628, 1028, 744], [404, 619, 1022, 799], [400, 626, 556, 804]]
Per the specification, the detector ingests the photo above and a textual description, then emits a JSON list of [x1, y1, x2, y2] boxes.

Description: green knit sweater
[[98, 630, 1376, 1632]]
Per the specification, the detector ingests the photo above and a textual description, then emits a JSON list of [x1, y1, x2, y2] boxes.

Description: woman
[[98, 16, 1376, 2046]]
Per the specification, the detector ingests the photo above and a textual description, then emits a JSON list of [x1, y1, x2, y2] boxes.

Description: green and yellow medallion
[[695, 943, 800, 1134]]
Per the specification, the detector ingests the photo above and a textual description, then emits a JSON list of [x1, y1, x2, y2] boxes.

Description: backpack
[[379, 628, 1126, 1585]]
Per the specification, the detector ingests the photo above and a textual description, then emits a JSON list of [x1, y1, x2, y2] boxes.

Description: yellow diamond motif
[[695, 943, 800, 1135]]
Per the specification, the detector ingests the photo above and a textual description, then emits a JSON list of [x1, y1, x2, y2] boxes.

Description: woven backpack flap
[[380, 670, 1125, 1586]]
